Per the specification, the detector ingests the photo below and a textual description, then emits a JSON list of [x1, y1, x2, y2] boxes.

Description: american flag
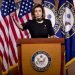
[[0, 0, 9, 72], [9, 0, 21, 66], [0, 0, 34, 72], [0, 0, 21, 72], [18, 0, 34, 38]]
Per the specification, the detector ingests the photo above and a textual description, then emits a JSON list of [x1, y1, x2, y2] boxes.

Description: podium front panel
[[21, 43, 61, 75]]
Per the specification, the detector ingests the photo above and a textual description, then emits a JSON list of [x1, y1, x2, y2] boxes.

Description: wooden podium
[[17, 38, 64, 75]]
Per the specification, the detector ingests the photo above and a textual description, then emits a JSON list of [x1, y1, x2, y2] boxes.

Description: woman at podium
[[13, 4, 55, 38]]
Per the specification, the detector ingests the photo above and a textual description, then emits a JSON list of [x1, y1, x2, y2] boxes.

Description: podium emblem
[[32, 51, 51, 72]]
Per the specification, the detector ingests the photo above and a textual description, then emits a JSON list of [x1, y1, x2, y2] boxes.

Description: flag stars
[[1, 1, 15, 16], [11, 5, 13, 8], [25, 7, 27, 9], [4, 9, 7, 11], [22, 6, 24, 8], [12, 2, 14, 4], [14, 7, 16, 10], [10, 9, 12, 12], [26, 4, 28, 6], [28, 9, 30, 11], [1, 1, 9, 16], [6, 2, 8, 4], [20, 13, 22, 16], [30, 2, 32, 4], [21, 10, 23, 12], [23, 2, 25, 5], [5, 5, 7, 8], [24, 11, 26, 13], [4, 13, 6, 16], [8, 11, 9, 13], [18, 0, 34, 17], [29, 6, 31, 8]]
